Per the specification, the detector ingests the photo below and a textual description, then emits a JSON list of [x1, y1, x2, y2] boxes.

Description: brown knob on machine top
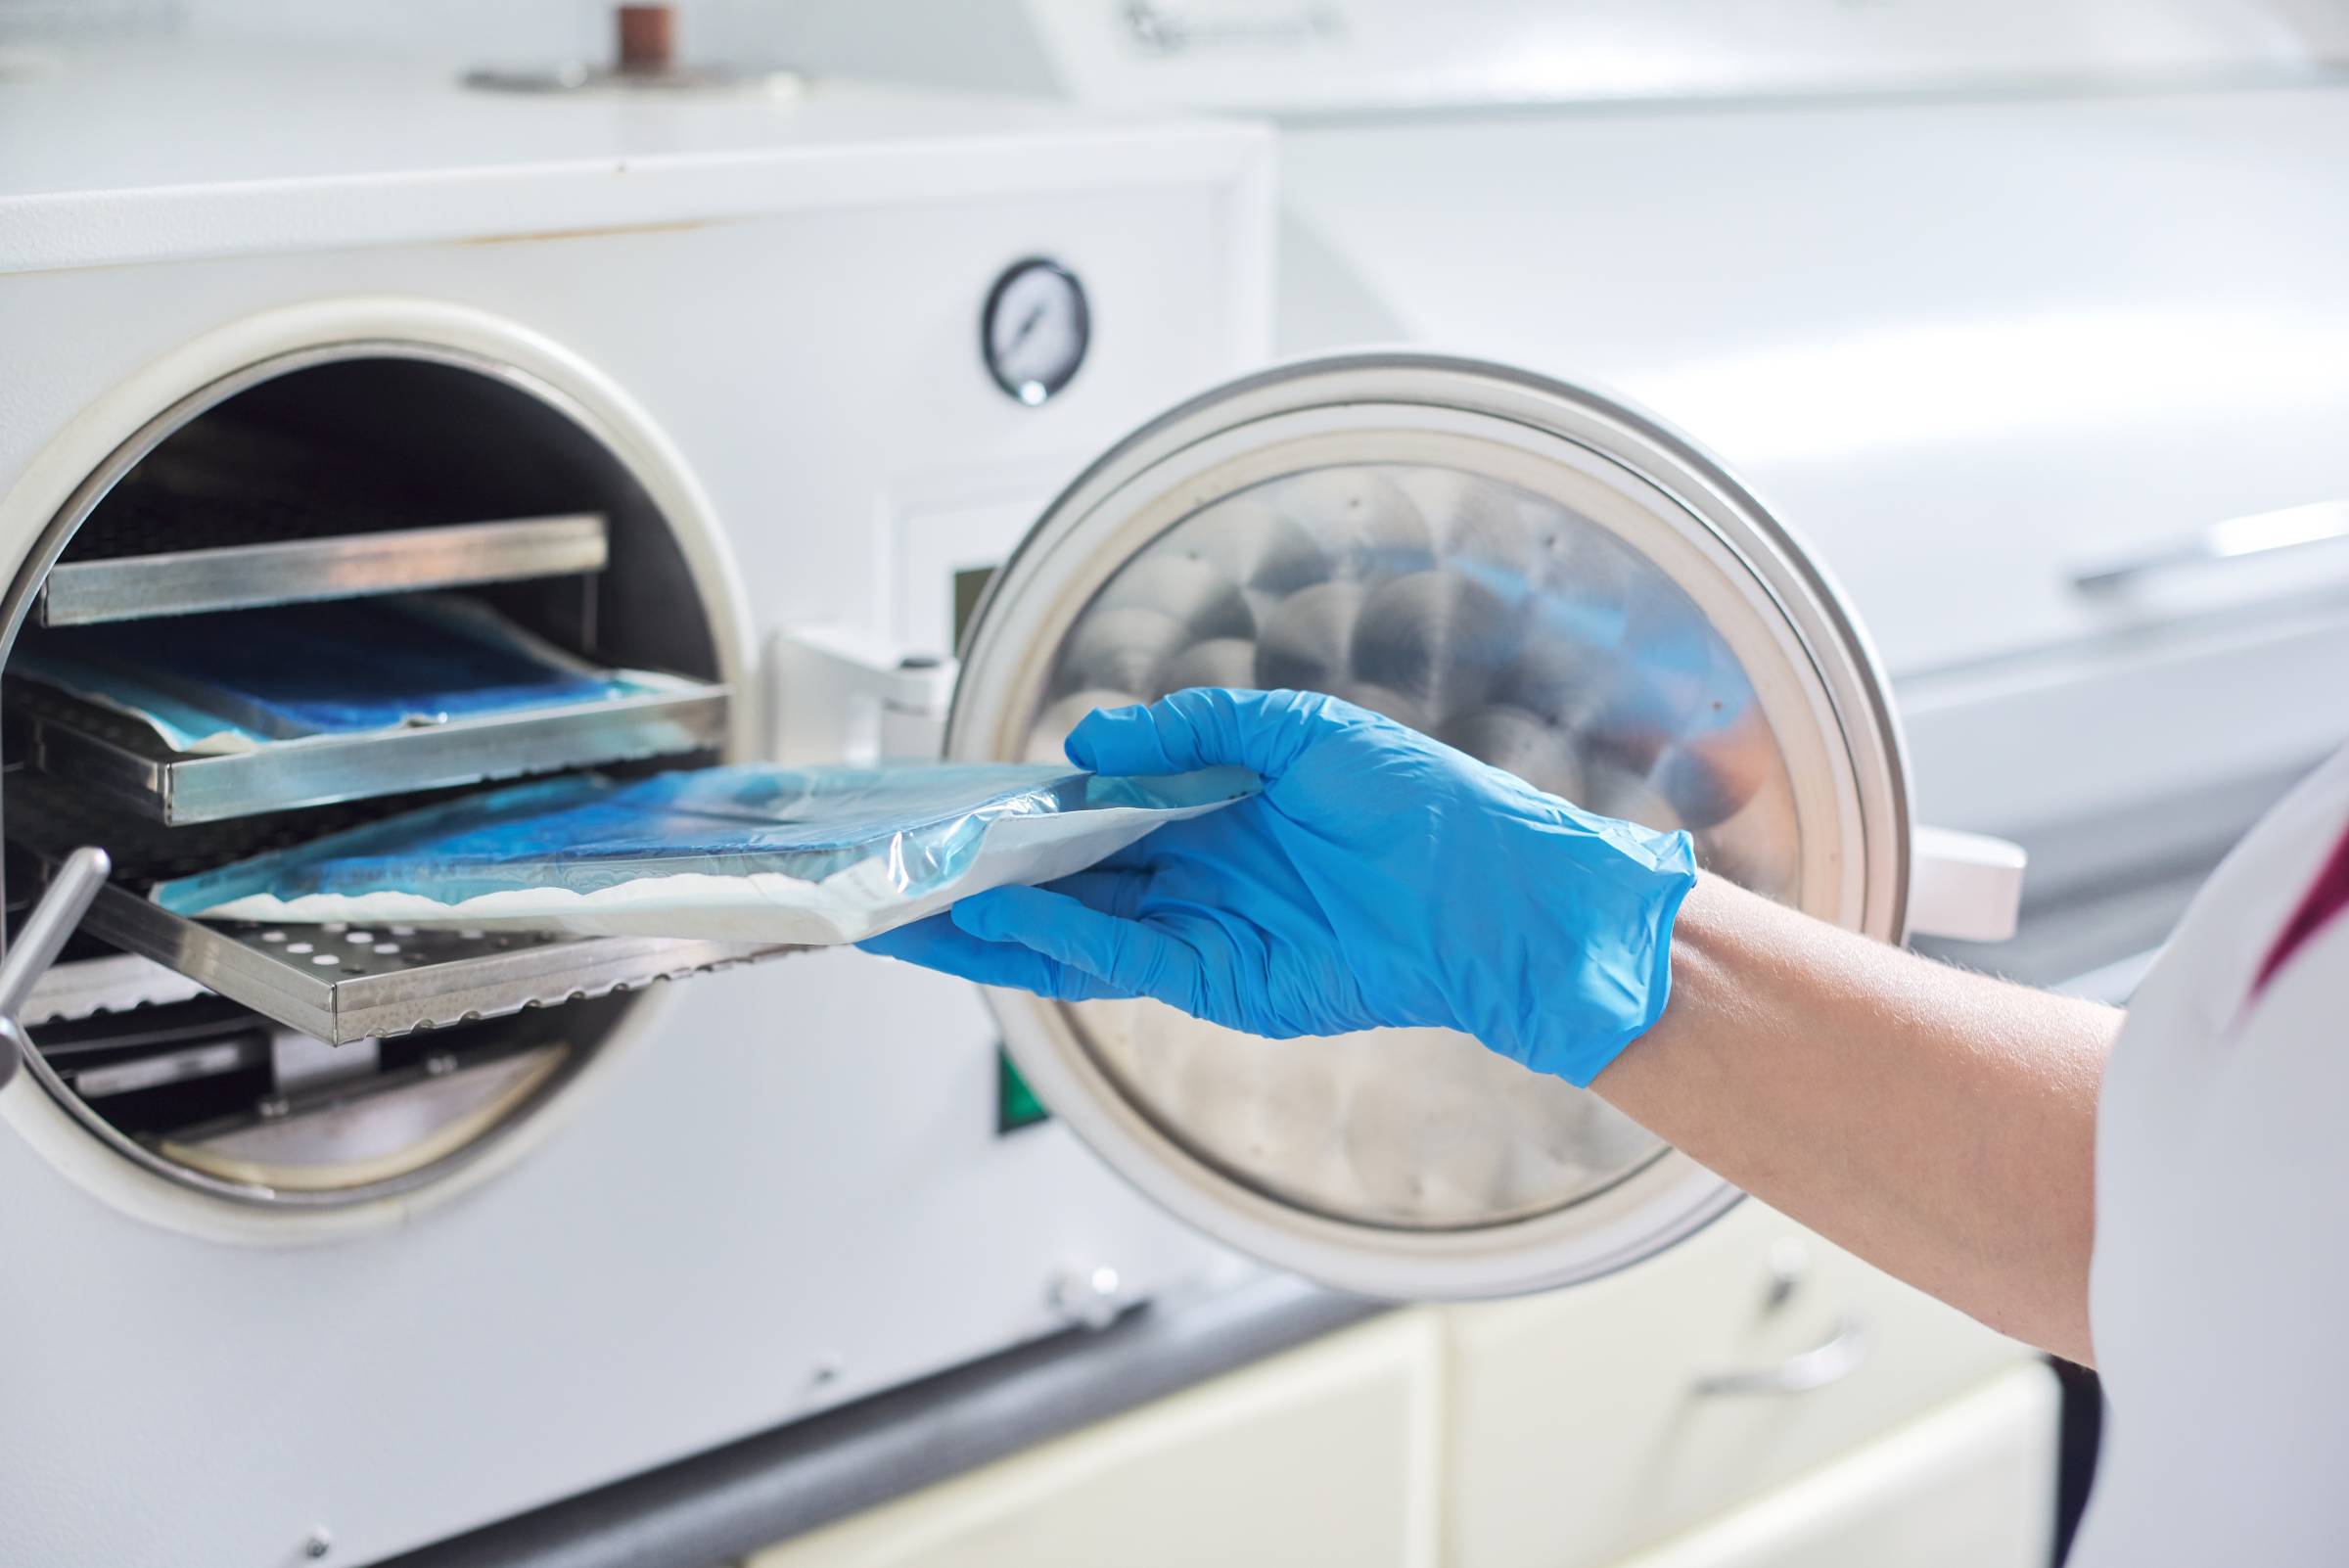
[[617, 4, 675, 75]]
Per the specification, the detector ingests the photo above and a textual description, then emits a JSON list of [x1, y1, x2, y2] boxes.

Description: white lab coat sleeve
[[2068, 744, 2349, 1567]]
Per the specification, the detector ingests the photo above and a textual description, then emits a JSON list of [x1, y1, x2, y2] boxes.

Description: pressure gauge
[[982, 257, 1090, 406]]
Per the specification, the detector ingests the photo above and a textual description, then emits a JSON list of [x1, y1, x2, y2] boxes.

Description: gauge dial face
[[983, 257, 1090, 405]]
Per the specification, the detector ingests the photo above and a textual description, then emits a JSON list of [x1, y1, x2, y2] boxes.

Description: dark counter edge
[[371, 1274, 1384, 1568]]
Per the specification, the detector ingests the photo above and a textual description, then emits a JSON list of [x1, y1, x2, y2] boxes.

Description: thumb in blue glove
[[858, 688, 1697, 1087]]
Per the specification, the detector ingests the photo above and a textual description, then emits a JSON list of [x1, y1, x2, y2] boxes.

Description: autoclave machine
[[0, 35, 2051, 1568]]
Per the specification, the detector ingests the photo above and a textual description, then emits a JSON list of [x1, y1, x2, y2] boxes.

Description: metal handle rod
[[1693, 1314, 1870, 1397], [2072, 498, 2349, 596], [0, 846, 113, 1091]]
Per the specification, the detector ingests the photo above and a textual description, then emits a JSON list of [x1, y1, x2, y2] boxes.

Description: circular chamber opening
[[954, 355, 1908, 1297], [0, 347, 725, 1207]]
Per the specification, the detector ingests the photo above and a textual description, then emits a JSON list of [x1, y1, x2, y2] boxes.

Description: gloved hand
[[859, 688, 1697, 1086]]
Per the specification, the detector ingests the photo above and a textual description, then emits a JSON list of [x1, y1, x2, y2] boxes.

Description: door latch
[[1907, 826, 2027, 944]]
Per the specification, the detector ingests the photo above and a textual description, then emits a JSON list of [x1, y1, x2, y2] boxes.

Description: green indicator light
[[997, 1048, 1048, 1134]]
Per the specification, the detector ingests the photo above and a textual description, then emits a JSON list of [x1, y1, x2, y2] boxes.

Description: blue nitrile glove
[[858, 689, 1698, 1086]]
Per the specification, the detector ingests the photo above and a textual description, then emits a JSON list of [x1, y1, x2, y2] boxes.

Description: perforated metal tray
[[14, 679, 729, 824], [32, 514, 609, 626], [77, 882, 790, 1044]]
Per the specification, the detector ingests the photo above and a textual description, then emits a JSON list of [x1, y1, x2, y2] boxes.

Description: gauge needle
[[1010, 301, 1048, 350]]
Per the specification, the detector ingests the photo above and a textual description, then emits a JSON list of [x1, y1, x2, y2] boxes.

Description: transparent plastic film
[[150, 762, 1260, 945]]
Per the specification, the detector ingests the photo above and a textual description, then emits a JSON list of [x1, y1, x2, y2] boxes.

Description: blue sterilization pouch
[[150, 761, 1260, 945], [11, 595, 684, 755]]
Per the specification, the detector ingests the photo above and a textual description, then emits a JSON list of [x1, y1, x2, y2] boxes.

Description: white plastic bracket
[[1906, 826, 2027, 944], [769, 625, 957, 767]]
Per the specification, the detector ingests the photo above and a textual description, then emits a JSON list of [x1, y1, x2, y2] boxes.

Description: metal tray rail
[[11, 677, 728, 824], [78, 882, 792, 1045], [34, 514, 609, 626]]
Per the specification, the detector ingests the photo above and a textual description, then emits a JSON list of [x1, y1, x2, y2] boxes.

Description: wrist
[[1469, 812, 1696, 1086]]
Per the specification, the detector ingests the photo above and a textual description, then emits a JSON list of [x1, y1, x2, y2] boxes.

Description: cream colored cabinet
[[1438, 1203, 2043, 1568], [749, 1205, 2052, 1568], [1616, 1364, 2059, 1568], [747, 1314, 1444, 1568]]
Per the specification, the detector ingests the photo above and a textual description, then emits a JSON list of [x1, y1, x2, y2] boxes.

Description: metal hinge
[[769, 626, 958, 768]]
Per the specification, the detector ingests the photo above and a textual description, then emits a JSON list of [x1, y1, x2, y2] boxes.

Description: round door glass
[[1011, 461, 1802, 1230]]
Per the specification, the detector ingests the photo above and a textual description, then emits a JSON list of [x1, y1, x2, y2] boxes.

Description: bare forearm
[[1591, 874, 2118, 1365]]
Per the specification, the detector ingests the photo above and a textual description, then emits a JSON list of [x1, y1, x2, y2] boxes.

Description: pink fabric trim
[[2252, 826, 2349, 998]]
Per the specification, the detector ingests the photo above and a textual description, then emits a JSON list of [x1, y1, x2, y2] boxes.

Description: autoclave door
[[948, 353, 1920, 1301]]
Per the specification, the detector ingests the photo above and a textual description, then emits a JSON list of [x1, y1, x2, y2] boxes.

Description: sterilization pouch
[[149, 761, 1261, 945], [11, 595, 690, 756]]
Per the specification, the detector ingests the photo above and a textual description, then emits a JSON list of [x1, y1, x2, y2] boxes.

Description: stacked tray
[[7, 713, 787, 1043], [31, 513, 610, 626], [79, 883, 783, 1045], [11, 676, 730, 825], [5, 508, 773, 1043], [8, 514, 732, 824]]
